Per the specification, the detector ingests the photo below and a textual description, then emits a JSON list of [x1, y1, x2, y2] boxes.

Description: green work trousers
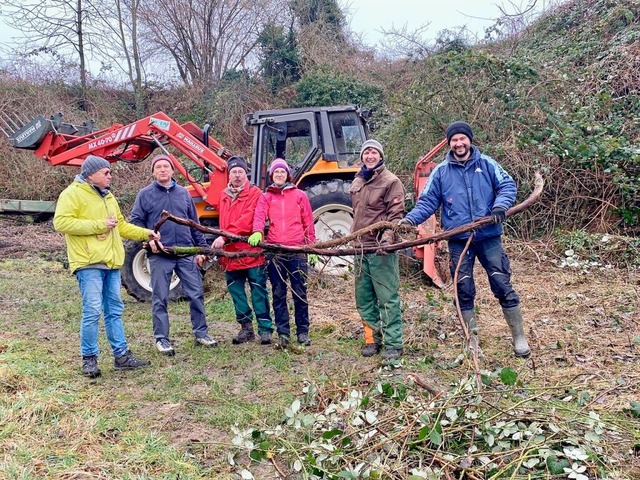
[[225, 266, 273, 335], [354, 253, 403, 350]]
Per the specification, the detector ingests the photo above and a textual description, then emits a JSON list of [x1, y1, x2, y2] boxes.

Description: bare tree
[[2, 0, 100, 109], [91, 0, 148, 115], [138, 0, 278, 87]]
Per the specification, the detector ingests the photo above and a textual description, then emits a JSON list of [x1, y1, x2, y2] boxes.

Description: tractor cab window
[[261, 118, 313, 176], [328, 111, 366, 167]]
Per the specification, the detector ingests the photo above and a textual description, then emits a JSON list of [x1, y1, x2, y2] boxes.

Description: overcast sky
[[0, 0, 553, 71], [341, 0, 551, 46]]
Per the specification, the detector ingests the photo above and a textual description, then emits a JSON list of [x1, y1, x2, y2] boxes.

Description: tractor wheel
[[305, 180, 354, 275], [121, 241, 185, 302]]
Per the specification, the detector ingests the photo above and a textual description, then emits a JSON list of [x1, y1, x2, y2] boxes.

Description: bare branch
[[153, 172, 544, 258]]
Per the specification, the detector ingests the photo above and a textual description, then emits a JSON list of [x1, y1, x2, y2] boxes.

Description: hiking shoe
[[381, 349, 403, 361], [232, 322, 255, 344], [361, 344, 381, 357], [297, 332, 311, 346], [81, 355, 101, 378], [155, 338, 175, 356], [114, 350, 151, 370], [278, 335, 290, 348], [195, 335, 218, 347], [259, 332, 272, 345]]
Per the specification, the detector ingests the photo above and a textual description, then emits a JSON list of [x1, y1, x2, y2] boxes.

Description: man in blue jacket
[[400, 121, 531, 357], [130, 154, 217, 355]]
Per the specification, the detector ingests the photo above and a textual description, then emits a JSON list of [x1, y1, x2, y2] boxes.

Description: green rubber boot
[[502, 305, 531, 358], [461, 310, 480, 353]]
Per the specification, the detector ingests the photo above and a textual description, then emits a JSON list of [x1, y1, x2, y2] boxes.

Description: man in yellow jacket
[[54, 155, 159, 378]]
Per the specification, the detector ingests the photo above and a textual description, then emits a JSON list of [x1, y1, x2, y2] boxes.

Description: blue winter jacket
[[129, 180, 208, 248], [405, 147, 517, 241]]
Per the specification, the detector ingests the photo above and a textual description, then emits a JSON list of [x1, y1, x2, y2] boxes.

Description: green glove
[[248, 232, 263, 246], [308, 254, 319, 266]]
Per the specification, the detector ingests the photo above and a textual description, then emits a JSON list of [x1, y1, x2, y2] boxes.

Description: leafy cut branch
[[149, 172, 544, 258]]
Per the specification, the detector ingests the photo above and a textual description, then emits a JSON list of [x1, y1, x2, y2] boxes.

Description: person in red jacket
[[212, 156, 273, 345], [249, 158, 317, 347]]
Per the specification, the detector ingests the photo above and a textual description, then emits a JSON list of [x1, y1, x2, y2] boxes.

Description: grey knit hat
[[81, 155, 111, 178], [446, 121, 474, 144], [359, 139, 384, 160], [150, 154, 174, 172]]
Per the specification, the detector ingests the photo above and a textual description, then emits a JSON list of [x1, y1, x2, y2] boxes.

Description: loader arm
[[413, 138, 449, 288], [8, 111, 232, 208]]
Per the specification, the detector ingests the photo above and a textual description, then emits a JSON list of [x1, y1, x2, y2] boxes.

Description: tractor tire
[[121, 240, 186, 302], [305, 180, 354, 275]]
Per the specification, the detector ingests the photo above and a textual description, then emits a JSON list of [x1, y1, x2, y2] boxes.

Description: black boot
[[232, 321, 255, 344], [361, 343, 381, 357], [114, 350, 151, 370], [82, 355, 101, 378]]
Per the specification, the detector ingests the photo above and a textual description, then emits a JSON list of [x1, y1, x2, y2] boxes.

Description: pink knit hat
[[269, 158, 291, 179]]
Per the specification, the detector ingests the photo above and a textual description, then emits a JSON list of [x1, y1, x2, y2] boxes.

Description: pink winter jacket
[[252, 183, 316, 246]]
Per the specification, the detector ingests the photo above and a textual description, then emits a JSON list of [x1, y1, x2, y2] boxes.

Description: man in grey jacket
[[130, 154, 217, 355]]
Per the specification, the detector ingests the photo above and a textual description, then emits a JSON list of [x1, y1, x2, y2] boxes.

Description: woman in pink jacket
[[249, 158, 316, 347]]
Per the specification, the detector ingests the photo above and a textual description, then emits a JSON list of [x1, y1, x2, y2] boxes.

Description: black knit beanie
[[445, 121, 474, 144]]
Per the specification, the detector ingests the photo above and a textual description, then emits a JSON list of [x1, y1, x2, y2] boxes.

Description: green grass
[[1, 257, 639, 479]]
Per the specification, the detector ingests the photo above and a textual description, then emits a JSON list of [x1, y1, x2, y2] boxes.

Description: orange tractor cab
[[5, 106, 446, 299]]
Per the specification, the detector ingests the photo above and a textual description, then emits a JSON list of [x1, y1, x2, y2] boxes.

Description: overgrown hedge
[[383, 0, 640, 237]]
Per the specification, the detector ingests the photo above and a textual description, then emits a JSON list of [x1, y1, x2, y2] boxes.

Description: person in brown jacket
[[349, 139, 406, 360]]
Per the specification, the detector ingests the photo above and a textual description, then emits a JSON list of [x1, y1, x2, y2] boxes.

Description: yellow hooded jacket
[[54, 179, 150, 273]]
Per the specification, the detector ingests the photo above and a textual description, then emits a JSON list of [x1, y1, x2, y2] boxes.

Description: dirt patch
[[0, 215, 66, 259]]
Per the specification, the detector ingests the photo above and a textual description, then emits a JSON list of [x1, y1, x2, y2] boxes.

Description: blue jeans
[[76, 268, 128, 358], [149, 255, 208, 340], [267, 253, 309, 337], [448, 236, 520, 311]]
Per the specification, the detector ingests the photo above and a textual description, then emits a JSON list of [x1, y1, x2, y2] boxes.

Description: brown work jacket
[[350, 165, 406, 247]]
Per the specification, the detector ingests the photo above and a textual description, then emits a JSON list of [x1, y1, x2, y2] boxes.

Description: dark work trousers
[[448, 235, 520, 312], [148, 255, 209, 340], [267, 253, 309, 338]]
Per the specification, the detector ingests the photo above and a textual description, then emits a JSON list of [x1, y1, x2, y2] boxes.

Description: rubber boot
[[232, 321, 255, 344], [502, 305, 531, 358], [461, 310, 480, 353]]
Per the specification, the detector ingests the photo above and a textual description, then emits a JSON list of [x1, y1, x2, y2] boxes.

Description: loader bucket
[[7, 115, 52, 150]]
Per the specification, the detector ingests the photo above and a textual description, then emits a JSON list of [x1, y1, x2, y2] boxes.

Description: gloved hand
[[308, 254, 319, 266], [397, 217, 414, 227], [490, 207, 507, 224], [376, 239, 391, 256], [248, 232, 263, 246]]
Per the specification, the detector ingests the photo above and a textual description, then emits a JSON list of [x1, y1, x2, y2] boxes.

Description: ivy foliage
[[231, 371, 634, 479], [293, 72, 383, 110], [258, 23, 302, 92]]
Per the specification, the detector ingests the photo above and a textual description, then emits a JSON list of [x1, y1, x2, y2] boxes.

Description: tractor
[[4, 106, 447, 300]]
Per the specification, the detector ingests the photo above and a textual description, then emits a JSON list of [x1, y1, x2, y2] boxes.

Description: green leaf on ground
[[500, 367, 518, 386]]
